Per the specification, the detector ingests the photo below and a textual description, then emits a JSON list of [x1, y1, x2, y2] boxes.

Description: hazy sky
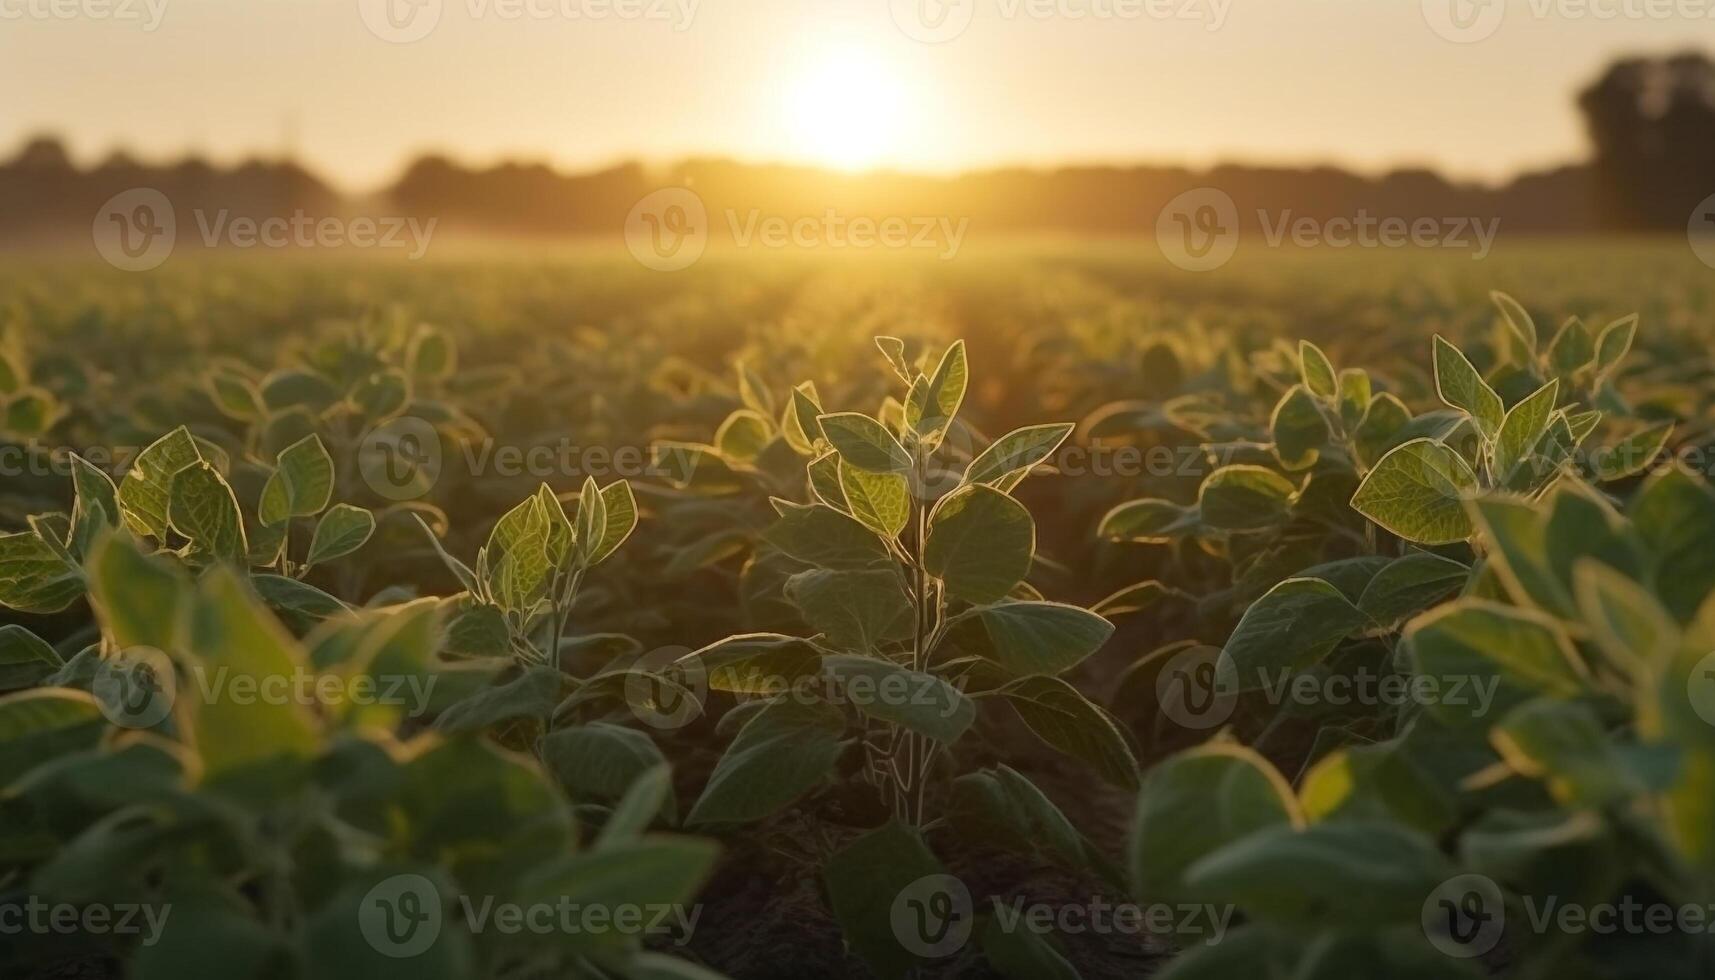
[[6, 0, 1710, 191]]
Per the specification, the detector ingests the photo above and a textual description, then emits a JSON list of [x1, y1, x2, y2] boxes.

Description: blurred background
[[1, 0, 1713, 250]]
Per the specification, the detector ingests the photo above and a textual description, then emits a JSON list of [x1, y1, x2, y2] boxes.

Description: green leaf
[[924, 484, 1035, 604], [825, 821, 959, 980], [949, 765, 1102, 877], [727, 363, 771, 422], [1185, 821, 1452, 928], [820, 412, 912, 474], [840, 460, 909, 538], [169, 462, 248, 564], [1218, 578, 1367, 692], [0, 689, 106, 789], [1490, 291, 1537, 356], [1356, 553, 1470, 627], [1593, 421, 1673, 482], [1546, 316, 1595, 377], [1350, 438, 1478, 545], [1491, 698, 1648, 807], [541, 722, 672, 811], [434, 665, 562, 734], [784, 568, 912, 652], [1198, 465, 1296, 531], [874, 336, 914, 382], [943, 601, 1113, 677], [1493, 378, 1559, 482], [596, 763, 676, 846], [258, 434, 334, 527], [0, 529, 83, 614], [1271, 385, 1329, 471], [185, 568, 320, 775], [687, 698, 845, 826], [1129, 744, 1301, 905], [763, 500, 892, 570], [1592, 314, 1637, 378], [69, 452, 119, 532], [586, 480, 638, 566], [1405, 599, 1588, 727], [413, 514, 482, 596], [912, 339, 968, 443], [573, 475, 608, 565], [824, 654, 975, 744], [1336, 369, 1371, 429], [307, 504, 375, 567], [965, 422, 1075, 487], [715, 408, 772, 461], [407, 324, 457, 380], [206, 369, 264, 421], [1572, 559, 1678, 682], [4, 387, 59, 436], [784, 383, 826, 453], [1629, 467, 1715, 622], [995, 675, 1138, 788], [0, 625, 62, 691], [1431, 336, 1504, 440], [1468, 495, 1574, 617], [118, 426, 203, 540], [84, 532, 186, 649], [981, 905, 1082, 980], [807, 451, 848, 509], [1353, 393, 1412, 470], [1298, 340, 1337, 397], [1098, 498, 1199, 543], [251, 574, 352, 632]]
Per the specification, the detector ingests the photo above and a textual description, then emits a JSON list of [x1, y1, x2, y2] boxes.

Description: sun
[[784, 46, 910, 172]]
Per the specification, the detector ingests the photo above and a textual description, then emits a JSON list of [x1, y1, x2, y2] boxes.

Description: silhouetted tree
[[1579, 52, 1715, 231]]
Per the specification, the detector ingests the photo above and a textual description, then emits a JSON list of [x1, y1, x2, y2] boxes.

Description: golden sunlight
[[782, 45, 911, 172]]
